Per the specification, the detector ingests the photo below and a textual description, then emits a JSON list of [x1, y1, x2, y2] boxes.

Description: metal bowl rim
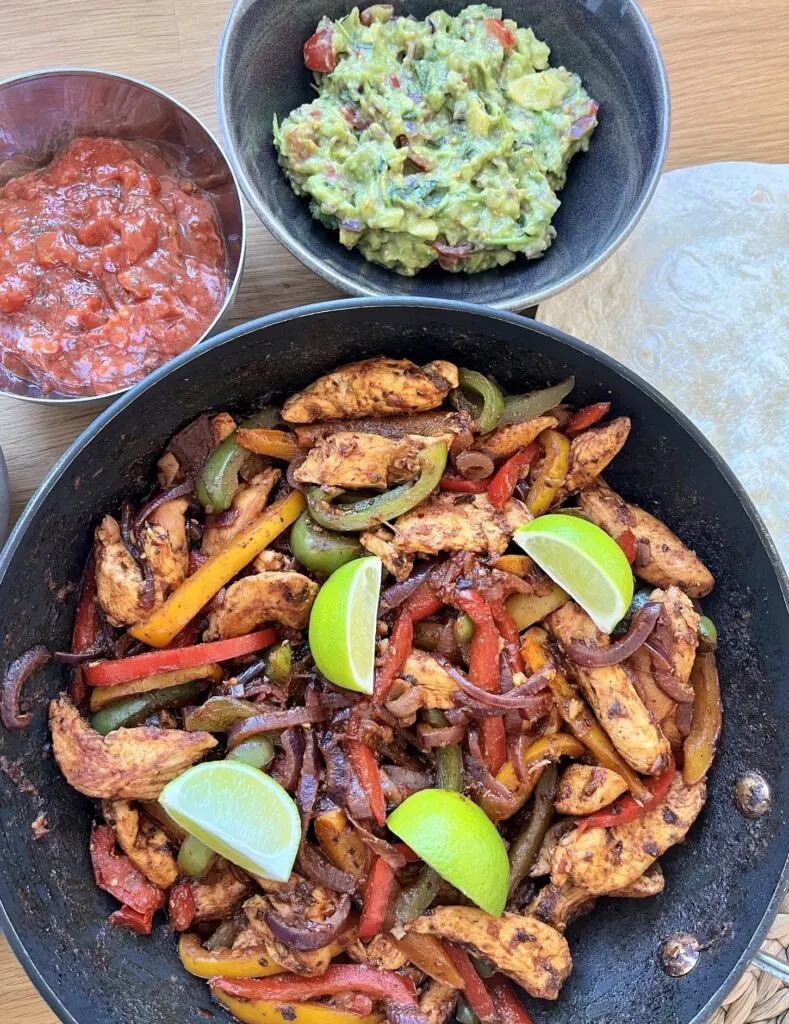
[[1, 295, 787, 1024], [0, 65, 247, 408], [214, 0, 670, 311]]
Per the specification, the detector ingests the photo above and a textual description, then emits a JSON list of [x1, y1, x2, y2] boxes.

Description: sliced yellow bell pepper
[[178, 933, 285, 980], [490, 554, 533, 576], [236, 428, 304, 461], [130, 490, 306, 648], [525, 428, 571, 515], [214, 992, 384, 1024], [89, 664, 222, 712], [314, 808, 369, 879]]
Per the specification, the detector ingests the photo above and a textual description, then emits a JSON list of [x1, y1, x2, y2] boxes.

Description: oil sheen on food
[[275, 4, 598, 276], [0, 137, 227, 396]]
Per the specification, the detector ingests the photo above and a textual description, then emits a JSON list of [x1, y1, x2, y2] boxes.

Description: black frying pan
[[1, 298, 787, 1024]]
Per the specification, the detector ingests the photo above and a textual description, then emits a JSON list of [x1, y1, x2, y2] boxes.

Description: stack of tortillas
[[538, 162, 789, 565]]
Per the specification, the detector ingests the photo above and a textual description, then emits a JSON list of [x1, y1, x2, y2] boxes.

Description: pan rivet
[[660, 933, 700, 977], [735, 773, 771, 819]]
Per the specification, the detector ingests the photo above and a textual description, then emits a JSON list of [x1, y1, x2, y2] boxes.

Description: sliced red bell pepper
[[486, 974, 535, 1024], [452, 590, 506, 774], [90, 823, 163, 914], [444, 945, 498, 1024], [168, 879, 196, 932], [489, 597, 525, 675], [487, 443, 540, 510], [375, 608, 413, 702], [401, 582, 444, 623], [303, 27, 336, 72], [84, 628, 277, 686], [440, 474, 490, 494], [210, 964, 420, 1010], [616, 528, 638, 565], [392, 842, 421, 863], [347, 739, 387, 826], [565, 402, 611, 436], [69, 555, 98, 705], [576, 755, 676, 833], [358, 856, 397, 939], [108, 903, 157, 935], [484, 17, 515, 48]]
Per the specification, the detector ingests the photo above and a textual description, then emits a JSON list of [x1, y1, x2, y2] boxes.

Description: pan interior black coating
[[0, 299, 787, 1024]]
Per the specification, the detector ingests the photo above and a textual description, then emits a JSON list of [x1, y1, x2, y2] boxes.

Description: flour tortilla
[[538, 162, 789, 564]]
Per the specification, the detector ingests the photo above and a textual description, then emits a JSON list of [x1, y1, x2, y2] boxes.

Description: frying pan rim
[[0, 295, 787, 1024]]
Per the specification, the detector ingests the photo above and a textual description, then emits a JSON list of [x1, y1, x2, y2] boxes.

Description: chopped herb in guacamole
[[274, 4, 598, 276]]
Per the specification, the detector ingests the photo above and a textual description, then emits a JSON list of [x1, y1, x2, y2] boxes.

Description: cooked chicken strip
[[547, 603, 670, 775], [101, 799, 178, 888], [202, 467, 281, 555], [348, 934, 409, 971], [562, 417, 631, 493], [529, 820, 576, 878], [554, 765, 628, 816], [388, 648, 460, 712], [471, 416, 558, 459], [49, 695, 216, 801], [94, 498, 189, 628], [527, 883, 595, 932], [609, 862, 665, 898], [651, 586, 700, 686], [205, 571, 318, 639], [407, 906, 572, 1000], [295, 432, 447, 491], [282, 358, 458, 423], [252, 549, 295, 573], [579, 478, 714, 597], [190, 860, 256, 922], [552, 775, 707, 894], [360, 526, 415, 582], [419, 981, 459, 1024], [391, 493, 529, 558], [294, 410, 473, 447]]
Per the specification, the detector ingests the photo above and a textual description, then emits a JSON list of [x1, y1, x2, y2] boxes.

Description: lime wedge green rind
[[159, 760, 300, 882], [513, 514, 634, 634], [309, 555, 382, 694], [387, 789, 509, 917]]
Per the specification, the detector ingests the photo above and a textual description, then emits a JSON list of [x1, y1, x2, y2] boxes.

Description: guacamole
[[274, 4, 598, 276]]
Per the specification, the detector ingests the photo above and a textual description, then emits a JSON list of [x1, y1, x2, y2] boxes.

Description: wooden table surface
[[2, 0, 789, 1019]]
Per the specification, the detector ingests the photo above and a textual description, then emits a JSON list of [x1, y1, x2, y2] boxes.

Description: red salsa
[[0, 137, 228, 396]]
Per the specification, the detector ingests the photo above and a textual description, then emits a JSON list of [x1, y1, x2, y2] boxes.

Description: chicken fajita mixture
[[3, 356, 722, 1024]]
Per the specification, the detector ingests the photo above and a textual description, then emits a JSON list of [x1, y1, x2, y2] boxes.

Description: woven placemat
[[708, 895, 789, 1024]]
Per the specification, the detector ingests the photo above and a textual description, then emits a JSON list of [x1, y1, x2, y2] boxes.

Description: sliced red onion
[[270, 728, 306, 792], [204, 507, 240, 528], [652, 668, 695, 704], [385, 687, 424, 723], [348, 817, 407, 870], [227, 707, 327, 749], [382, 766, 432, 798], [263, 893, 351, 951], [380, 565, 431, 612], [453, 450, 494, 481], [676, 701, 694, 737], [435, 655, 554, 709], [53, 638, 114, 664], [318, 730, 350, 808], [134, 480, 195, 530], [286, 454, 309, 494], [415, 721, 466, 748], [345, 767, 374, 821], [296, 730, 320, 833], [297, 842, 357, 895], [1, 646, 50, 731], [567, 602, 661, 668], [644, 638, 673, 671], [465, 732, 520, 817]]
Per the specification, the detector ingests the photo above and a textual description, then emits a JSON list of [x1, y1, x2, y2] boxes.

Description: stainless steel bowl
[[0, 68, 246, 406]]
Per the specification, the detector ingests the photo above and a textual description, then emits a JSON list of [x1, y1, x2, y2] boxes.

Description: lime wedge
[[309, 555, 382, 694], [514, 514, 633, 633], [159, 761, 300, 881], [387, 789, 509, 916]]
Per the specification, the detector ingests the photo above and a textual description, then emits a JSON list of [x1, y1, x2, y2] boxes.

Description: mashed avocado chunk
[[274, 4, 598, 276]]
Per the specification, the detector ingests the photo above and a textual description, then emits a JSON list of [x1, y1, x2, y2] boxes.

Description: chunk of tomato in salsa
[[304, 27, 336, 71]]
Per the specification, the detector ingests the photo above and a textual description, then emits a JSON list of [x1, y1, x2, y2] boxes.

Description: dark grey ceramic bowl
[[216, 0, 669, 309], [0, 448, 8, 548]]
